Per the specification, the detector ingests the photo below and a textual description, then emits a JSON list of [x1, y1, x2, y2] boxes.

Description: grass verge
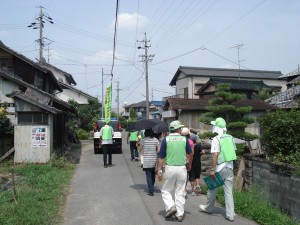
[[0, 156, 75, 225], [216, 188, 300, 225]]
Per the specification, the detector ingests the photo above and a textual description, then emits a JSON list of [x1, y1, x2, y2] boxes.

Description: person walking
[[189, 134, 205, 196], [199, 117, 237, 222], [127, 131, 139, 161], [141, 129, 160, 196], [181, 127, 194, 199], [157, 120, 193, 222], [99, 121, 114, 168]]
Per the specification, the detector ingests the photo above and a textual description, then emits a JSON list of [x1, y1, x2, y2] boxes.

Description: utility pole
[[137, 33, 155, 119], [28, 6, 54, 63]]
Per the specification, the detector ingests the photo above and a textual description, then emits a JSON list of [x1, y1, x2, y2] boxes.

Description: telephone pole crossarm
[[137, 33, 155, 119]]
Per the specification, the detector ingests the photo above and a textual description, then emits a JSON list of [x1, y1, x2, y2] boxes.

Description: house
[[162, 97, 277, 150], [123, 100, 165, 120], [169, 66, 287, 99], [149, 101, 164, 119], [265, 66, 300, 108], [0, 41, 76, 162], [196, 77, 273, 99], [163, 66, 285, 151], [40, 62, 98, 105]]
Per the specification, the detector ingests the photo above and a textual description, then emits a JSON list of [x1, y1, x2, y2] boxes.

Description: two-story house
[[40, 62, 98, 105], [163, 66, 285, 151], [0, 41, 76, 163]]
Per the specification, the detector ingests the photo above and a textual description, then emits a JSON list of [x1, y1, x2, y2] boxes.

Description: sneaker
[[175, 215, 183, 222], [199, 204, 211, 214], [184, 191, 187, 199], [226, 216, 234, 222], [195, 186, 203, 194], [191, 192, 196, 196], [164, 206, 177, 218]]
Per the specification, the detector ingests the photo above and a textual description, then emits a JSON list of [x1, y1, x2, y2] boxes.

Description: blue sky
[[0, 0, 299, 109]]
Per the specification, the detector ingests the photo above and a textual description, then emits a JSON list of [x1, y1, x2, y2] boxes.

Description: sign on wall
[[31, 127, 47, 147]]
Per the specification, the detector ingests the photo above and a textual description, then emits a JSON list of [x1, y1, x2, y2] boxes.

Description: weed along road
[[62, 135, 258, 225]]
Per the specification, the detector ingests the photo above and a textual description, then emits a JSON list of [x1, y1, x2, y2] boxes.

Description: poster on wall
[[32, 128, 47, 147]]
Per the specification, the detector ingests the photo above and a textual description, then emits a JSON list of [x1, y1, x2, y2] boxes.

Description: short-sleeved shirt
[[141, 137, 160, 169], [159, 133, 192, 159], [211, 136, 234, 172], [192, 143, 202, 168]]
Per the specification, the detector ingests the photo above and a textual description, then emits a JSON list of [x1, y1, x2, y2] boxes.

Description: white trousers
[[161, 165, 187, 217], [204, 167, 235, 219]]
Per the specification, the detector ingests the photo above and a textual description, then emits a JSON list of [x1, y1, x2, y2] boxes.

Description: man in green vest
[[127, 131, 139, 161], [199, 117, 237, 222], [100, 121, 114, 168], [156, 120, 193, 222]]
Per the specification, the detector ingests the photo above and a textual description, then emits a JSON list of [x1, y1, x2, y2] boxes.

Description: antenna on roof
[[230, 42, 245, 80]]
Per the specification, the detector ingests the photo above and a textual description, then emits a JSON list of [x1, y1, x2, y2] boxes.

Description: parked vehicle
[[93, 118, 122, 154]]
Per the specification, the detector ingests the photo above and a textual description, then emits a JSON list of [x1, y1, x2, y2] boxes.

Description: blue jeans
[[130, 141, 138, 160], [145, 169, 156, 193]]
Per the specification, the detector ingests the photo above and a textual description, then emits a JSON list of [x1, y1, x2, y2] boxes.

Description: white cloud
[[83, 50, 123, 63], [113, 12, 148, 30]]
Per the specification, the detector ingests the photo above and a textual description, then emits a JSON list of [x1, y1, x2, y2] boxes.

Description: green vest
[[216, 134, 237, 164], [165, 135, 186, 166], [129, 131, 138, 141], [102, 126, 113, 141]]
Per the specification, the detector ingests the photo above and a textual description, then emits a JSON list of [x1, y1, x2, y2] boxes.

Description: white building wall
[[56, 89, 91, 104]]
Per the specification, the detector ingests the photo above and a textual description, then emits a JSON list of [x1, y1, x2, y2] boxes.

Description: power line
[[153, 0, 266, 66], [28, 6, 54, 63]]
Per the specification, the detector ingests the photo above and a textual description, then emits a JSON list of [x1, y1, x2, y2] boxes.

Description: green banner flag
[[104, 83, 112, 123]]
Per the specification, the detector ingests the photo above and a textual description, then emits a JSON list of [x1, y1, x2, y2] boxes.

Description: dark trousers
[[130, 141, 138, 160], [102, 144, 112, 165], [145, 168, 156, 193]]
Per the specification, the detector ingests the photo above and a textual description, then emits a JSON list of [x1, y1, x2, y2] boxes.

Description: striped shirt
[[141, 137, 160, 169]]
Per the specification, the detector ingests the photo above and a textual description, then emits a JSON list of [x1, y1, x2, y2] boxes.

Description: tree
[[260, 109, 300, 165], [129, 107, 137, 121], [68, 99, 102, 131], [252, 88, 277, 101], [199, 84, 259, 151], [0, 103, 13, 137]]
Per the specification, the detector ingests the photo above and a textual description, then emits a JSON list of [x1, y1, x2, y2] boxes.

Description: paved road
[[63, 135, 258, 225]]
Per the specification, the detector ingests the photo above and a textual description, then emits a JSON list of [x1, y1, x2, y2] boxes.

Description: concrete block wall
[[244, 156, 300, 222]]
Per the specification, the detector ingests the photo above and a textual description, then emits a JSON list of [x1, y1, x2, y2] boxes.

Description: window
[[18, 112, 48, 125], [0, 57, 14, 73]]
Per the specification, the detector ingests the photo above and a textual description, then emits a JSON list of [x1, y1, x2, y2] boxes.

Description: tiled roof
[[265, 85, 300, 108], [41, 62, 77, 85], [279, 66, 300, 79], [125, 100, 147, 108], [0, 41, 62, 92], [164, 98, 208, 110], [8, 91, 62, 114], [150, 101, 164, 106], [197, 77, 271, 94], [170, 66, 282, 86], [60, 82, 97, 101], [164, 98, 277, 111]]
